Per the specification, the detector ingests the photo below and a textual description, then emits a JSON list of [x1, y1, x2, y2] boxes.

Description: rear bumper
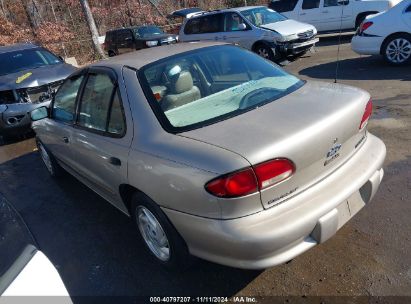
[[351, 35, 384, 55], [163, 133, 386, 269]]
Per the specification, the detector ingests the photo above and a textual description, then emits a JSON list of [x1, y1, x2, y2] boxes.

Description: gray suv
[[0, 43, 76, 139]]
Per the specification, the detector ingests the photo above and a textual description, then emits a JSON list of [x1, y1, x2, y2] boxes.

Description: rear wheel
[[382, 34, 411, 66], [131, 192, 192, 270], [36, 139, 63, 177], [108, 50, 116, 57]]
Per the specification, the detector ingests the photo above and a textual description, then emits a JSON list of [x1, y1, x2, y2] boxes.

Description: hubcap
[[258, 47, 270, 59], [38, 143, 53, 174], [137, 206, 170, 261], [386, 38, 411, 63]]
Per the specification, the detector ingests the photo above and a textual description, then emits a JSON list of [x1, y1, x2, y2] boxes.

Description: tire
[[254, 44, 275, 61], [131, 192, 193, 270], [382, 34, 411, 66], [36, 139, 64, 178], [108, 50, 116, 57]]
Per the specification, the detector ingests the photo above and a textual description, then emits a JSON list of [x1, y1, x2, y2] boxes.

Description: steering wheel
[[239, 87, 283, 110]]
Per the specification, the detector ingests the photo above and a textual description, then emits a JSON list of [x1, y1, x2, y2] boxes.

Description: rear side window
[[269, 0, 299, 12], [184, 14, 222, 34], [77, 73, 126, 136], [302, 0, 320, 9], [53, 75, 84, 123]]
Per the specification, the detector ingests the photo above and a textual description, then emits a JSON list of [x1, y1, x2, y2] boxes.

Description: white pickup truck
[[269, 0, 402, 32]]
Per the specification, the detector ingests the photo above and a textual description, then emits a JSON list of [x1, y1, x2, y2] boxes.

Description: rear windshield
[[0, 48, 62, 76], [135, 26, 164, 38], [138, 46, 303, 133]]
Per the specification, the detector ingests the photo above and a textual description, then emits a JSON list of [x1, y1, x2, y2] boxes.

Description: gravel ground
[[0, 36, 410, 301]]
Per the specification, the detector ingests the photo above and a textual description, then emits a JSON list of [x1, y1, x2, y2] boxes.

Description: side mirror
[[30, 106, 49, 121], [0, 104, 7, 114], [58, 55, 65, 62], [238, 23, 247, 31]]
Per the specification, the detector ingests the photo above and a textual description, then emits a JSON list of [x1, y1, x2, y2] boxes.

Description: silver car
[[0, 43, 76, 139], [31, 43, 386, 270], [178, 6, 319, 61]]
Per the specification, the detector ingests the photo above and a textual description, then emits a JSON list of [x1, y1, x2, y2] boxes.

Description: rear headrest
[[171, 71, 194, 94]]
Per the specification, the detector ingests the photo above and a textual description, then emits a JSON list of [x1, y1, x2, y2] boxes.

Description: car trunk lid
[[179, 81, 370, 210]]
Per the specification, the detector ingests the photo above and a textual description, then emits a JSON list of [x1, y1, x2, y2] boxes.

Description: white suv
[[178, 6, 318, 61]]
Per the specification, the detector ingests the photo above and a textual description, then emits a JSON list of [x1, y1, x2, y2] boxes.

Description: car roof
[[191, 6, 264, 16], [91, 42, 229, 70], [108, 25, 160, 33], [0, 43, 39, 54]]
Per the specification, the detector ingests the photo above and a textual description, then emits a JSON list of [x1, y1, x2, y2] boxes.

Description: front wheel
[[382, 34, 411, 66], [131, 192, 192, 270], [255, 44, 275, 61], [36, 139, 63, 177]]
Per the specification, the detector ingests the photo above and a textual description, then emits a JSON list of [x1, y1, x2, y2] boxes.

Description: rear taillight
[[205, 168, 257, 198], [254, 159, 295, 189], [205, 159, 295, 198], [359, 99, 373, 130], [359, 21, 373, 35]]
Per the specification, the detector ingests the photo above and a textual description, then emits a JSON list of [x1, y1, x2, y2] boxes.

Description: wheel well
[[119, 184, 140, 214], [380, 32, 411, 55], [355, 11, 378, 28], [108, 50, 116, 56]]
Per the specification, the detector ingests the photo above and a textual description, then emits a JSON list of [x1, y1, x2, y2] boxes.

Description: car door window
[[269, 0, 299, 12], [199, 14, 223, 33], [302, 0, 320, 9], [77, 72, 126, 136], [108, 90, 126, 135], [52, 75, 84, 123], [224, 13, 247, 31], [324, 0, 348, 7], [406, 4, 411, 13]]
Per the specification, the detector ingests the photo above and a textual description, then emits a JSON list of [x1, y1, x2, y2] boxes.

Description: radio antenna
[[334, 0, 346, 83]]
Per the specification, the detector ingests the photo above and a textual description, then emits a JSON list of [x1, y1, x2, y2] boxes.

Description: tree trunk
[[79, 0, 106, 59], [22, 0, 42, 29], [146, 0, 172, 25]]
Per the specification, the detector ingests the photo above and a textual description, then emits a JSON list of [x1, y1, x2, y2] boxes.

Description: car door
[[69, 67, 132, 210], [117, 29, 135, 54], [222, 12, 255, 49], [321, 0, 353, 31], [40, 72, 86, 169], [297, 0, 324, 31], [181, 14, 224, 42]]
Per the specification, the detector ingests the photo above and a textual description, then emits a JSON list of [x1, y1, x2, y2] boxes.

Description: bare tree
[[79, 0, 106, 59]]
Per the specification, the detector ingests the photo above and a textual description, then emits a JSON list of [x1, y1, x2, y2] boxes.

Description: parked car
[[31, 42, 386, 270], [178, 6, 318, 61], [0, 43, 76, 139], [352, 0, 411, 65], [269, 0, 402, 32], [104, 25, 178, 57], [0, 194, 71, 297]]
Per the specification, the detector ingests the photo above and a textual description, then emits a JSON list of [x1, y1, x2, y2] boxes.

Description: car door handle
[[300, 12, 306, 16], [321, 10, 329, 13], [222, 36, 227, 40], [214, 36, 220, 40], [109, 157, 121, 166], [62, 137, 69, 143]]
